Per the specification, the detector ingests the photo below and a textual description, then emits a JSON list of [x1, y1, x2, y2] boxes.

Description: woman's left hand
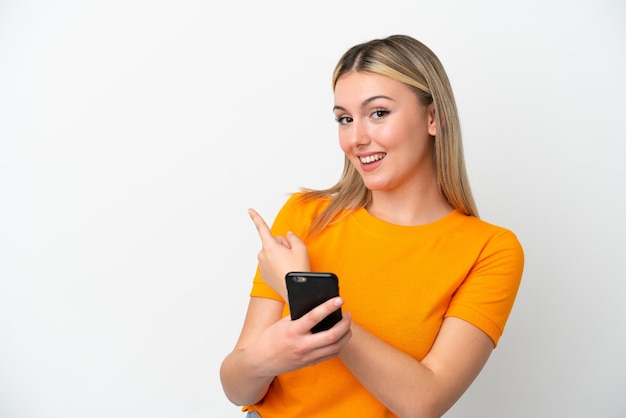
[[248, 208, 310, 300]]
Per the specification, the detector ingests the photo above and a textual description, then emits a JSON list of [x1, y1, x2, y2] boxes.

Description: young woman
[[220, 34, 524, 418]]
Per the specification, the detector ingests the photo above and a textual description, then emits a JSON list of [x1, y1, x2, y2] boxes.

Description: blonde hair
[[301, 34, 477, 235]]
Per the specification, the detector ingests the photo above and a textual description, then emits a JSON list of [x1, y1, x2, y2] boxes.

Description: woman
[[220, 34, 524, 418]]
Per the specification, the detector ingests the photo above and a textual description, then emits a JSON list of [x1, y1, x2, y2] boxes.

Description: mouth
[[359, 152, 387, 164]]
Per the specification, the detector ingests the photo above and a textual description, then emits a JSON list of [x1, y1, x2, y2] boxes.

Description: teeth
[[359, 153, 386, 164]]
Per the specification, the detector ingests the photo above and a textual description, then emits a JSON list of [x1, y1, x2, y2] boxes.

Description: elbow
[[219, 359, 268, 407], [395, 406, 448, 418], [393, 392, 455, 418], [395, 406, 444, 418], [224, 390, 267, 409], [219, 364, 243, 406]]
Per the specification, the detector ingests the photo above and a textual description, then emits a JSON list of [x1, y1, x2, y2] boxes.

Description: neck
[[367, 183, 453, 226]]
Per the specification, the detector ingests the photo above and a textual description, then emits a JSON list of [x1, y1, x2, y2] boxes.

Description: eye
[[335, 116, 353, 125], [371, 109, 390, 120]]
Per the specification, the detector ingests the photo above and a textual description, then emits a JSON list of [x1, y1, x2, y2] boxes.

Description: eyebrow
[[333, 95, 395, 112]]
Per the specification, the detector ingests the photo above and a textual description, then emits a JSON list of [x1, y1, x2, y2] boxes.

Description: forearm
[[338, 319, 491, 418], [338, 323, 443, 418], [220, 347, 274, 406]]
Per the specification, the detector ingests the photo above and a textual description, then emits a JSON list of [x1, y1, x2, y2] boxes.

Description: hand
[[248, 208, 310, 300], [251, 297, 352, 376]]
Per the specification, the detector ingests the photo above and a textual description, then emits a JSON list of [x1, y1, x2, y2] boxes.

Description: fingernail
[[334, 297, 344, 306]]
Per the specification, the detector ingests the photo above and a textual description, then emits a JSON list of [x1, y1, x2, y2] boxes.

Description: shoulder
[[461, 215, 525, 276], [271, 192, 333, 235], [455, 214, 523, 251], [446, 216, 525, 345], [479, 218, 523, 258], [447, 213, 524, 271], [283, 191, 332, 213]]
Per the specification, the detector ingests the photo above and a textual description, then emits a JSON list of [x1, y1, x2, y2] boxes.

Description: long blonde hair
[[301, 34, 477, 235]]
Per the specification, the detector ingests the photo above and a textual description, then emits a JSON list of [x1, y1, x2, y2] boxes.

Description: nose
[[349, 119, 371, 147]]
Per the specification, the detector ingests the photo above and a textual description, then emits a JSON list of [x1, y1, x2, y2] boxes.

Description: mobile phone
[[285, 272, 342, 333]]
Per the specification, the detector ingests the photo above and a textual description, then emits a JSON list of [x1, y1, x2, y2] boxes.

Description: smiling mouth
[[359, 152, 387, 164]]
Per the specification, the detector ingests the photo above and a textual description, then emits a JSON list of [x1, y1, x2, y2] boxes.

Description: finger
[[275, 235, 292, 249], [297, 297, 344, 332], [285, 231, 305, 251], [315, 324, 352, 353], [303, 314, 352, 364], [248, 208, 275, 244]]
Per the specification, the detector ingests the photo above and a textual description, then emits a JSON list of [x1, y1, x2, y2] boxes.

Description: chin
[[363, 181, 392, 192]]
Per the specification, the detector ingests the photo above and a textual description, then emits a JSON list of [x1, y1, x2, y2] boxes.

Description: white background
[[1, 1, 625, 417]]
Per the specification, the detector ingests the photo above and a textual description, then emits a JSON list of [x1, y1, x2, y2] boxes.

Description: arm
[[220, 296, 352, 406], [241, 209, 518, 417], [221, 208, 352, 406], [339, 317, 493, 418], [340, 229, 523, 417], [244, 208, 499, 417], [247, 208, 304, 300], [219, 297, 282, 406]]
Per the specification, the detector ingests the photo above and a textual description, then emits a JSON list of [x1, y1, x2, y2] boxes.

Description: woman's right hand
[[248, 296, 352, 377], [221, 295, 352, 406]]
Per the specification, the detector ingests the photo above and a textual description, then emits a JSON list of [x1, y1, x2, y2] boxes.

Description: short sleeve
[[446, 229, 524, 347]]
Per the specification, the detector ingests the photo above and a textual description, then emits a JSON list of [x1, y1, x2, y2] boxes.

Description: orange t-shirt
[[246, 193, 524, 417]]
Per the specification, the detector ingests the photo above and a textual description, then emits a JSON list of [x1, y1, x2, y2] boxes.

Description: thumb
[[285, 231, 306, 249], [275, 235, 292, 249]]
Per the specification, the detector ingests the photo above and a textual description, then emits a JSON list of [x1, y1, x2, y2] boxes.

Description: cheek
[[372, 124, 398, 147], [338, 130, 351, 153]]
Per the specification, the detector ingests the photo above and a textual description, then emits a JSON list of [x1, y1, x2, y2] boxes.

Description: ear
[[427, 103, 437, 137]]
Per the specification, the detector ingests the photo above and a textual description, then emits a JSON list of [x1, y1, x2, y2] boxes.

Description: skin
[[333, 71, 451, 225], [220, 71, 494, 418], [219, 215, 353, 406]]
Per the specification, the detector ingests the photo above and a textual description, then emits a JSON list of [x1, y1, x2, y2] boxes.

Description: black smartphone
[[285, 272, 342, 333]]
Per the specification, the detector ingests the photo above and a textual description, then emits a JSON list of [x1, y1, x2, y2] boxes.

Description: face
[[333, 71, 437, 194]]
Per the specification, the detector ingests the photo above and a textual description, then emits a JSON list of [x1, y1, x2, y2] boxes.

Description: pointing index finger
[[248, 208, 275, 244]]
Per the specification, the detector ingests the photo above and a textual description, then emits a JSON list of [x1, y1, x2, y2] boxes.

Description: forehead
[[333, 72, 413, 104]]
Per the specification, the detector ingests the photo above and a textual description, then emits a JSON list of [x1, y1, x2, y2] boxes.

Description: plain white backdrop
[[1, 1, 625, 417]]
